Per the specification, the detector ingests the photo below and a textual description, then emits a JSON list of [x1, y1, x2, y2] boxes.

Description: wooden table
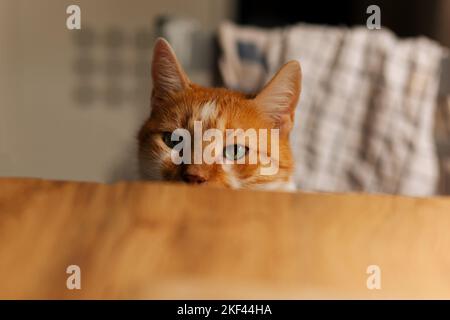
[[0, 178, 450, 299]]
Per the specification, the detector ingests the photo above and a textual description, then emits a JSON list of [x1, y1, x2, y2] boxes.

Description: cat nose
[[181, 166, 209, 184], [182, 174, 207, 184]]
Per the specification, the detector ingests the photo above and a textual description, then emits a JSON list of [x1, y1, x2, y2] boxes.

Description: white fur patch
[[200, 101, 217, 121], [221, 163, 242, 188]]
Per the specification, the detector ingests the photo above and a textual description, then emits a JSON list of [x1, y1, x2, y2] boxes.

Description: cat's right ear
[[254, 61, 301, 135], [151, 38, 190, 98]]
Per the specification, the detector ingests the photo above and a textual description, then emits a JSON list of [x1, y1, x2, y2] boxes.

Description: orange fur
[[138, 38, 301, 190]]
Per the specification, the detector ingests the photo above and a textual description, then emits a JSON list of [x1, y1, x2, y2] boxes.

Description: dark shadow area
[[237, 0, 439, 40]]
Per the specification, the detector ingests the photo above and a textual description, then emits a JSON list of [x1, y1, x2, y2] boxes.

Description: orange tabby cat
[[138, 38, 301, 190]]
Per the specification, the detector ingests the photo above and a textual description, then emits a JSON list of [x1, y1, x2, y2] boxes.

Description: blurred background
[[0, 0, 449, 194], [0, 0, 235, 182]]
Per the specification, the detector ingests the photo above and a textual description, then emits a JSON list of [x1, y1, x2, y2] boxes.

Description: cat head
[[138, 38, 301, 190]]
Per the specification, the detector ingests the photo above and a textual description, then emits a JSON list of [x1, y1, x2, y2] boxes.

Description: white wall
[[0, 0, 234, 182]]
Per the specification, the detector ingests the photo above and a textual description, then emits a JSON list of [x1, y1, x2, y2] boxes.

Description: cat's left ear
[[151, 38, 191, 98], [254, 61, 301, 134]]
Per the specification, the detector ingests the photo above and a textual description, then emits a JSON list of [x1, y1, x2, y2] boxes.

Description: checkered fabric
[[219, 22, 445, 195]]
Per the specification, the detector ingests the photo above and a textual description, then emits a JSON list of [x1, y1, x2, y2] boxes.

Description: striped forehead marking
[[199, 101, 217, 122]]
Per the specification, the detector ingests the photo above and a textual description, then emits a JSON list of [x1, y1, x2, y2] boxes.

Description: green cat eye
[[224, 144, 248, 161]]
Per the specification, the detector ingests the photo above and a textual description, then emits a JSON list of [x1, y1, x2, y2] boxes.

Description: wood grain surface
[[0, 178, 450, 299]]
